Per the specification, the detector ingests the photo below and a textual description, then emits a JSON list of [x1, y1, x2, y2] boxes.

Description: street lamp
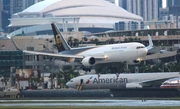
[[43, 64, 46, 89]]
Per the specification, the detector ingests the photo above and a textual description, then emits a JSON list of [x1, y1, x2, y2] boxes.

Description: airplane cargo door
[[77, 79, 84, 90], [80, 79, 83, 85]]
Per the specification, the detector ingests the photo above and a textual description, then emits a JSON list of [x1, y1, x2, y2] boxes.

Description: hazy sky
[[162, 0, 166, 8]]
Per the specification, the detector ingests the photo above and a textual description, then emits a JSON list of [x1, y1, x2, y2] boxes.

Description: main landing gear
[[82, 66, 91, 72]]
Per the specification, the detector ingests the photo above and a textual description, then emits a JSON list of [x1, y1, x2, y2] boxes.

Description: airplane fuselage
[[59, 42, 147, 64], [66, 72, 180, 90]]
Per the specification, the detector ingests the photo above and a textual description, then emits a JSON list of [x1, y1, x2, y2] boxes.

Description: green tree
[[82, 37, 88, 43], [109, 38, 115, 44], [58, 66, 79, 83], [128, 37, 134, 42], [90, 38, 99, 45], [73, 38, 79, 47], [124, 38, 128, 42], [67, 36, 74, 47]]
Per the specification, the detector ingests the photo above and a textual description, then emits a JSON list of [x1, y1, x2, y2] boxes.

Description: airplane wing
[[139, 77, 177, 87], [23, 50, 84, 59], [23, 50, 106, 60]]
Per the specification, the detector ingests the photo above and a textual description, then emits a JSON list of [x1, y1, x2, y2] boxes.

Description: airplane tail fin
[[51, 23, 71, 52], [146, 34, 153, 50]]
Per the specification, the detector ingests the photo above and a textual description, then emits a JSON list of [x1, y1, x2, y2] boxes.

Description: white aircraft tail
[[146, 34, 153, 50]]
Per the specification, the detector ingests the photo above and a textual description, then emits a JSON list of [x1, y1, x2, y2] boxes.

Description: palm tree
[[67, 36, 74, 47], [128, 37, 134, 42], [108, 38, 115, 44], [81, 37, 88, 44], [73, 38, 79, 47], [49, 66, 79, 87], [124, 38, 128, 42], [90, 38, 99, 45]]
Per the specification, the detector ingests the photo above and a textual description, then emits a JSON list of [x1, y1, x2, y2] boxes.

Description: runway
[[1, 99, 180, 107]]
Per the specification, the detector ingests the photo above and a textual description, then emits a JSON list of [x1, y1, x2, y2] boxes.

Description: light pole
[[116, 73, 119, 89], [43, 64, 45, 89], [98, 73, 100, 90], [1, 70, 4, 88]]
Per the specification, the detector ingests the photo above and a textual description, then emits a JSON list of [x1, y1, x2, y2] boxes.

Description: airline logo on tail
[[55, 34, 62, 47]]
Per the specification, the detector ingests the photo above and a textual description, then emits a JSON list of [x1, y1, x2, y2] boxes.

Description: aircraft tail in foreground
[[146, 34, 153, 50], [51, 23, 71, 52]]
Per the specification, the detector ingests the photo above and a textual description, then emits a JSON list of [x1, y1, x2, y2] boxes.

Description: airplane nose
[[66, 81, 75, 88], [66, 82, 71, 88]]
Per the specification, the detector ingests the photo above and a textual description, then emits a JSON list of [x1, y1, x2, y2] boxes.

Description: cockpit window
[[136, 46, 145, 49], [70, 80, 73, 82]]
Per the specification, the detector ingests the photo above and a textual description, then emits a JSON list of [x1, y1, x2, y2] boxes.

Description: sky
[[162, 0, 166, 8]]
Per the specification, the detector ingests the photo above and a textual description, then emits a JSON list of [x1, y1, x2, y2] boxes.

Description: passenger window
[[136, 46, 145, 49]]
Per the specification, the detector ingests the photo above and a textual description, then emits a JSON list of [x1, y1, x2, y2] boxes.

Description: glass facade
[[0, 51, 23, 77]]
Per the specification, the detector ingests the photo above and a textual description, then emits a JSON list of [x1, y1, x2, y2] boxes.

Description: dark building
[[115, 21, 144, 31], [118, 0, 127, 9], [169, 6, 180, 15], [118, 0, 163, 21], [115, 22, 126, 31], [10, 0, 23, 15], [0, 50, 23, 77], [167, 0, 180, 7], [1, 0, 10, 32]]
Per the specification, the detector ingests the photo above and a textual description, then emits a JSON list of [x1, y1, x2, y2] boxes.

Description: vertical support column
[[62, 18, 65, 32], [64, 21, 68, 32], [73, 18, 76, 32], [138, 21, 141, 30], [73, 18, 79, 32]]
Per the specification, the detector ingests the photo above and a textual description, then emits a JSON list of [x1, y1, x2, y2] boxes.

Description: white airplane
[[23, 23, 153, 72], [66, 72, 180, 90], [160, 78, 180, 89]]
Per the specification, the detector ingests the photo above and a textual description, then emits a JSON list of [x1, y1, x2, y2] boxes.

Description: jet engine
[[81, 56, 96, 66]]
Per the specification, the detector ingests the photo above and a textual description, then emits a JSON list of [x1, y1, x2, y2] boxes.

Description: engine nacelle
[[127, 60, 141, 65], [133, 60, 141, 63], [81, 56, 96, 66]]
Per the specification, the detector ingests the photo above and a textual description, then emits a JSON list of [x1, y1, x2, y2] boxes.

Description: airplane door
[[80, 79, 83, 85], [77, 79, 84, 90]]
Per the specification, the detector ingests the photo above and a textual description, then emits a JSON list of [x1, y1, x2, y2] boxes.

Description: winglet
[[51, 23, 71, 52], [146, 34, 153, 50]]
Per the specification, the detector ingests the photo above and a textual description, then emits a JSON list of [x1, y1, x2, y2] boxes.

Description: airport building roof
[[8, 0, 143, 38], [21, 0, 142, 22]]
